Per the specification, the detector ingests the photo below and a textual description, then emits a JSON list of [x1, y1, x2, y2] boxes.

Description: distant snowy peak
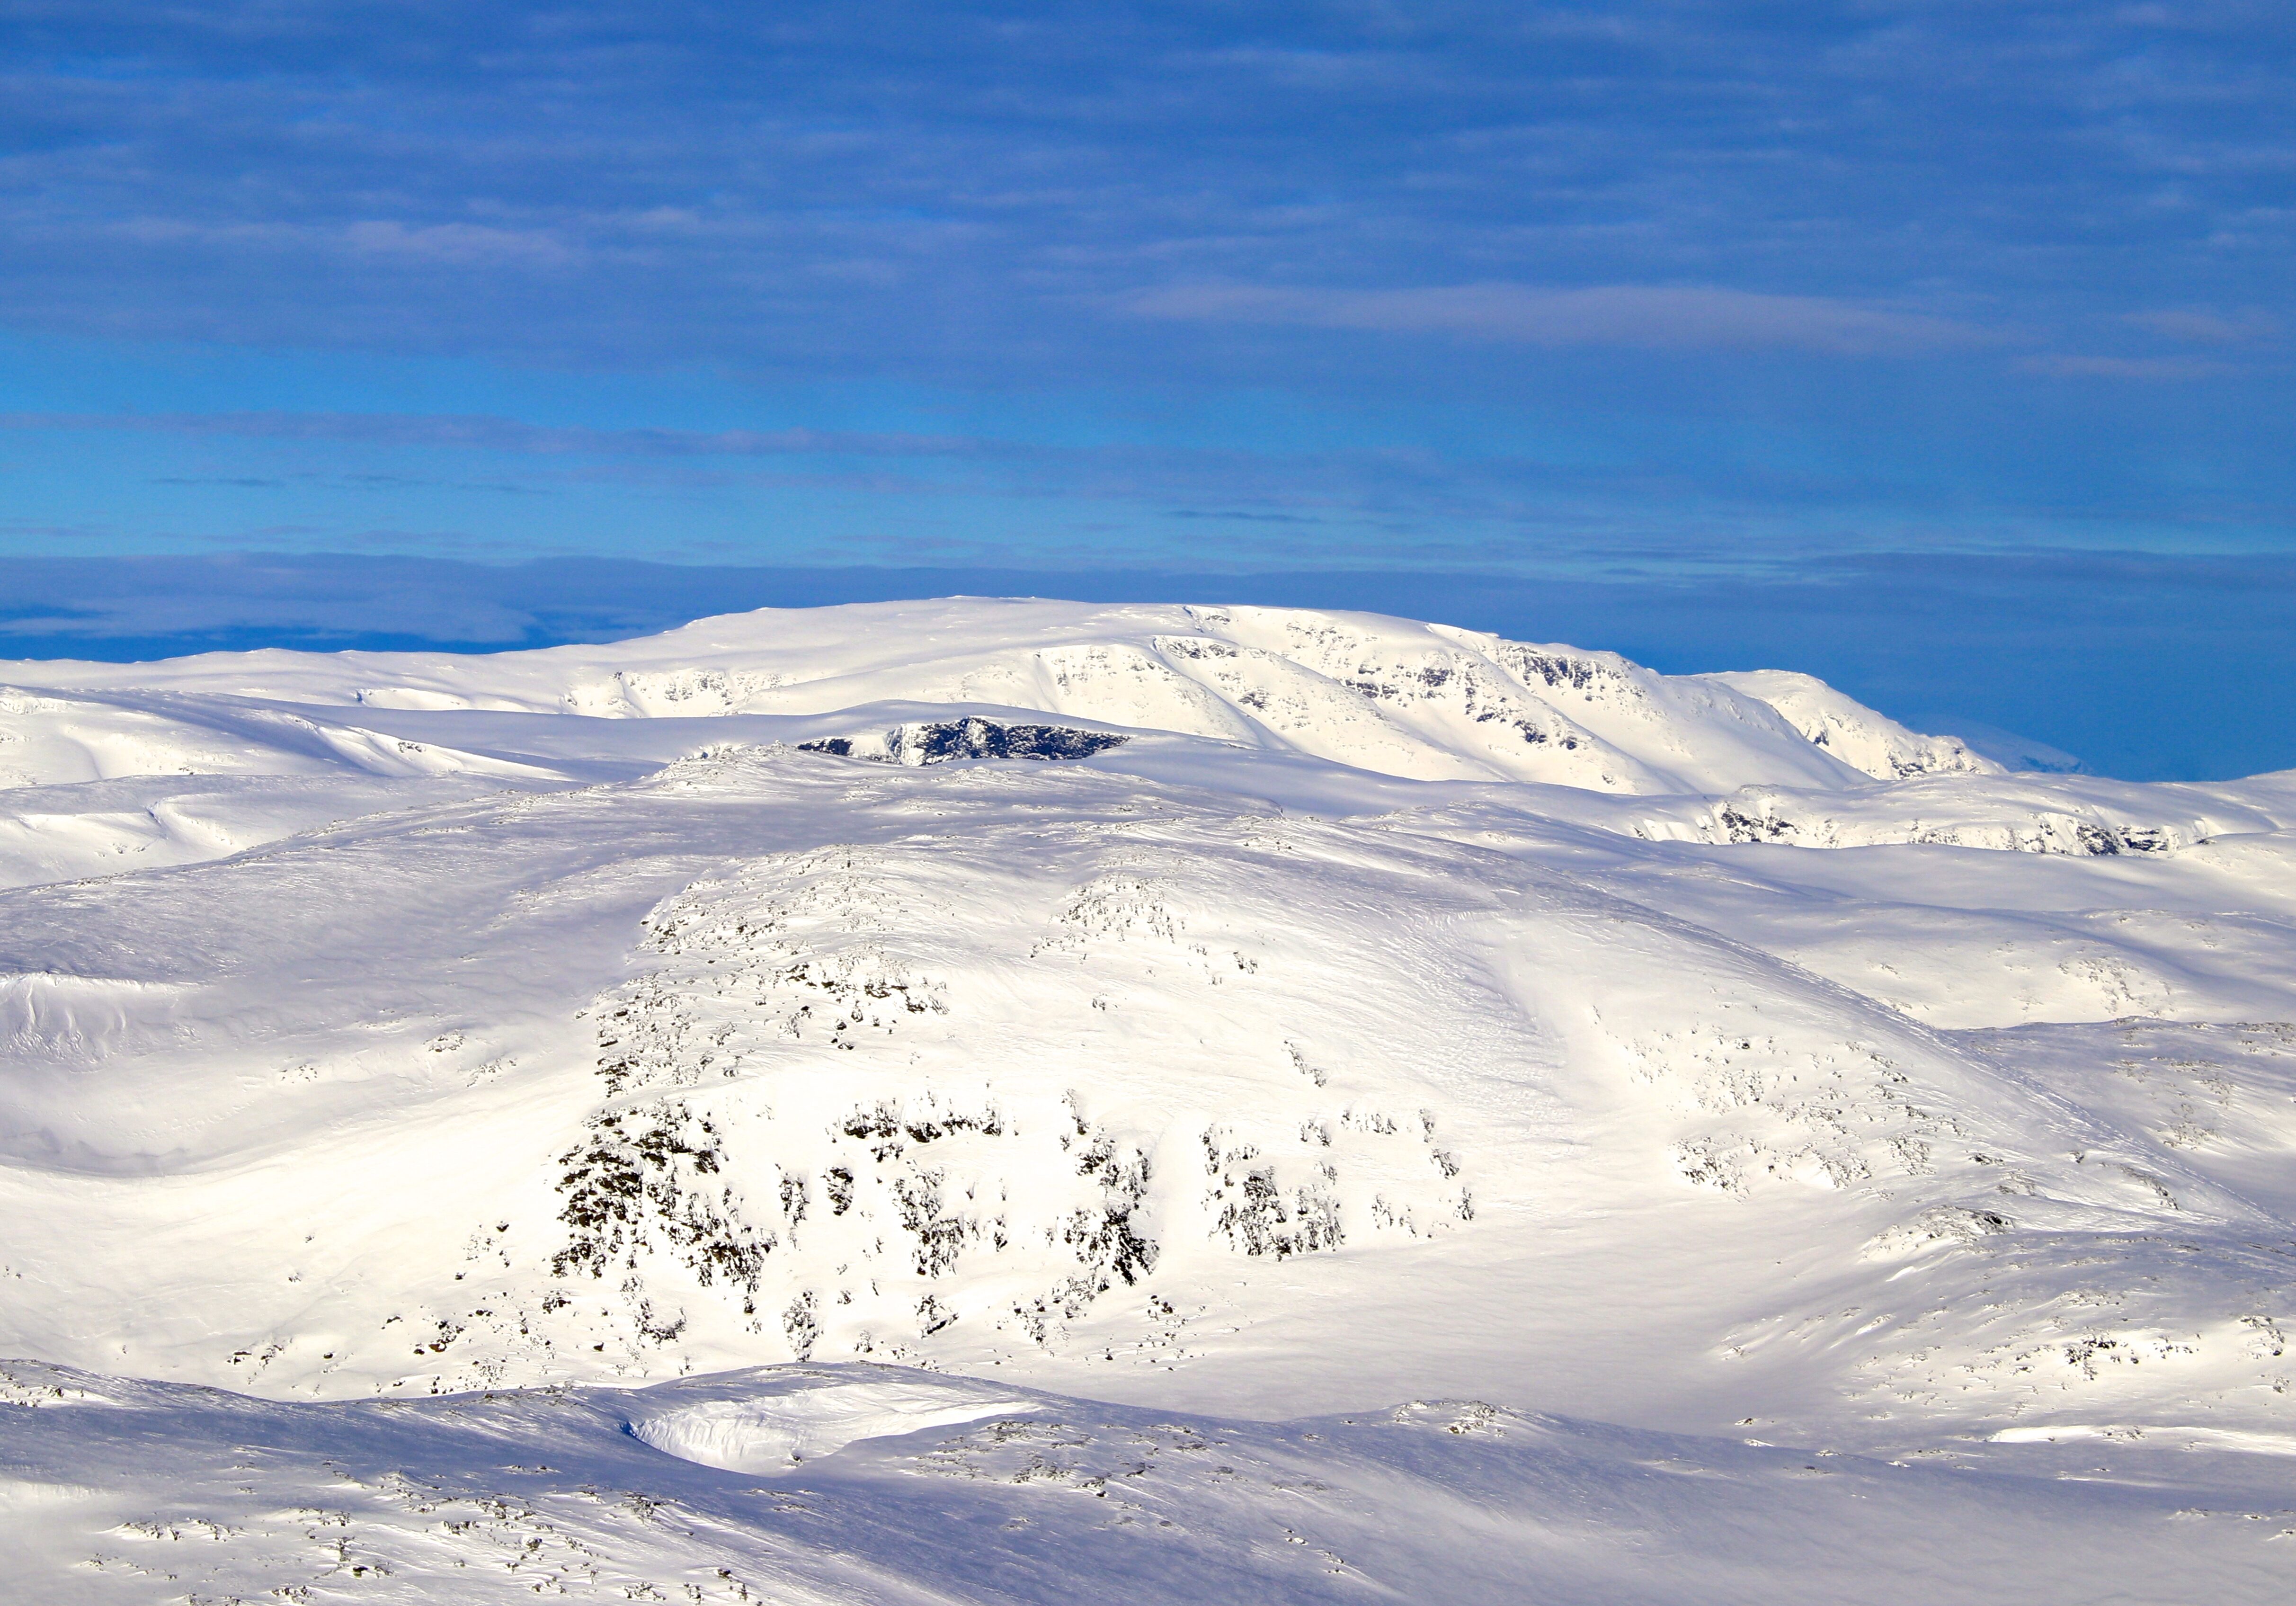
[[0, 599, 1981, 797], [1919, 718, 2090, 775], [1699, 670, 2002, 781]]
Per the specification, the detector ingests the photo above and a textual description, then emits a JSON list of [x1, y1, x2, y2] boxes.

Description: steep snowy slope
[[1700, 668, 2000, 778], [3, 599, 2295, 1602]]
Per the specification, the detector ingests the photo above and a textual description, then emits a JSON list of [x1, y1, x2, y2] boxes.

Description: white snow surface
[[1698, 668, 2000, 780], [2, 598, 2295, 1601], [625, 1374, 1034, 1472]]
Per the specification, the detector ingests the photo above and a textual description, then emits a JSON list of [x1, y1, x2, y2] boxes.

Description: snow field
[[2, 598, 2293, 1600], [7, 1358, 2293, 1605]]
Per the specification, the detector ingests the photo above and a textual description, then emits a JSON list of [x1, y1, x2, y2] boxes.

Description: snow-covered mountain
[[1698, 668, 1997, 779], [2, 598, 1974, 793], [4, 599, 2293, 1603]]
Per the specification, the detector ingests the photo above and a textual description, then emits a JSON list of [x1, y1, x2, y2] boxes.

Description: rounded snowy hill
[[4, 599, 2296, 1602], [1, 598, 1996, 794]]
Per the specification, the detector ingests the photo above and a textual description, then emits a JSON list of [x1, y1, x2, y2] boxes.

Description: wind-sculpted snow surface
[[6, 1359, 2293, 1605], [2, 598, 2295, 1601]]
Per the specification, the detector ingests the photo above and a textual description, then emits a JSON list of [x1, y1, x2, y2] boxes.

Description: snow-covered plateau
[[2, 598, 2292, 1602]]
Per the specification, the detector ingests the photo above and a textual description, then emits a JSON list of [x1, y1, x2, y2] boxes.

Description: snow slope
[[1699, 668, 1998, 779], [3, 598, 2294, 1601], [6, 599, 1895, 792], [8, 1358, 2291, 1606]]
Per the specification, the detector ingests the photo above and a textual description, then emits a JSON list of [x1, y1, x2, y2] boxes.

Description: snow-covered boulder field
[[3, 599, 2294, 1602]]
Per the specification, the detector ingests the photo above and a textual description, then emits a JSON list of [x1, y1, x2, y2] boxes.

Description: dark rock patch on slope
[[801, 717, 1128, 765]]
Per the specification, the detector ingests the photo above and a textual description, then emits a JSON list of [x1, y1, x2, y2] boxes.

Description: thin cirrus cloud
[[0, 407, 1620, 526], [0, 411, 994, 462], [2119, 309, 2283, 346], [1125, 283, 1998, 358], [0, 1, 2286, 581], [2014, 353, 2241, 381], [102, 218, 587, 271]]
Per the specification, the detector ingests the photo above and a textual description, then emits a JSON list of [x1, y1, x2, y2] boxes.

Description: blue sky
[[0, 4, 2290, 773]]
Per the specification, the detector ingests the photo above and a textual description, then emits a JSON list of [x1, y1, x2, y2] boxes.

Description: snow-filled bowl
[[625, 1376, 1033, 1473]]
